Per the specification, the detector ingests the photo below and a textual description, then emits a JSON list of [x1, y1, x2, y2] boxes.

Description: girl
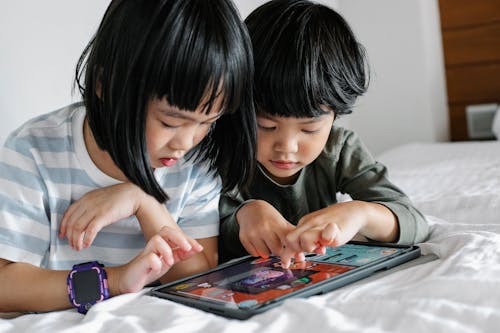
[[0, 0, 255, 313], [219, 0, 429, 267]]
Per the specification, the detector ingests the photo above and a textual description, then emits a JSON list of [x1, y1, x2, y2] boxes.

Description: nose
[[274, 132, 298, 154], [168, 125, 198, 152]]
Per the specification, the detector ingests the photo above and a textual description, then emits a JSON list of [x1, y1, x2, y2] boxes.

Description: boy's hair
[[76, 0, 256, 202], [246, 0, 369, 118]]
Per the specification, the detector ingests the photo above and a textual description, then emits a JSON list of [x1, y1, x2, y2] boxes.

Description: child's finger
[[144, 252, 164, 275], [70, 212, 96, 250], [319, 223, 339, 246], [66, 211, 91, 249], [295, 252, 306, 262], [172, 247, 201, 262], [313, 245, 327, 255], [59, 204, 84, 239], [297, 230, 320, 253], [241, 238, 260, 257], [59, 211, 70, 238], [253, 238, 271, 258], [82, 217, 106, 249], [146, 235, 174, 266], [284, 231, 302, 253], [185, 237, 203, 253], [170, 238, 204, 262], [279, 246, 295, 268], [266, 233, 283, 256], [59, 202, 82, 238], [74, 232, 85, 251], [159, 226, 192, 252]]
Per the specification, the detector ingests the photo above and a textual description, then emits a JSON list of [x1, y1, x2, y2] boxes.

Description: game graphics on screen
[[164, 244, 402, 309]]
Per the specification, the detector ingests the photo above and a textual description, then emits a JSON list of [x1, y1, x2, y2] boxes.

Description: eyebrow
[[160, 110, 223, 123]]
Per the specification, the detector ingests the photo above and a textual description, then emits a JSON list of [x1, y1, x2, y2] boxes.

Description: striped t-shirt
[[0, 103, 220, 269]]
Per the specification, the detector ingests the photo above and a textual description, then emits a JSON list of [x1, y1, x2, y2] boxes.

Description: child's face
[[145, 97, 222, 168], [256, 111, 334, 185]]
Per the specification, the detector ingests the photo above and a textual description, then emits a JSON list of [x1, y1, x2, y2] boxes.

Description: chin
[[268, 167, 300, 180]]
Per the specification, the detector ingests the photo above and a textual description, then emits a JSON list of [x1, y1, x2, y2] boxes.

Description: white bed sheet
[[2, 141, 500, 332], [378, 141, 500, 225]]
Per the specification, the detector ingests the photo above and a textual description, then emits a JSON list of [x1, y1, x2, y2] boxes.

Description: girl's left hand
[[59, 183, 147, 250], [116, 226, 203, 294]]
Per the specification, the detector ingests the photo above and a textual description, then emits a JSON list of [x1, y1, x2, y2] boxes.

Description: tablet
[[150, 241, 420, 319]]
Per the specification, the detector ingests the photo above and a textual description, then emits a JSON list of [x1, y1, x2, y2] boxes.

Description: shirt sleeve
[[0, 136, 51, 266], [218, 190, 253, 262], [176, 164, 221, 240], [331, 128, 429, 244]]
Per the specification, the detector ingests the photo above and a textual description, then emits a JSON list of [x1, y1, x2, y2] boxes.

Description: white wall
[[0, 1, 111, 145], [0, 0, 337, 145], [0, 0, 444, 155], [336, 0, 449, 154]]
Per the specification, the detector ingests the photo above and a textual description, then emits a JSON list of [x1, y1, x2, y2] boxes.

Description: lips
[[160, 158, 178, 167], [270, 160, 298, 170]]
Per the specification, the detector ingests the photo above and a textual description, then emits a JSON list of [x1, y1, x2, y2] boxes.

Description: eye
[[160, 122, 176, 128], [257, 124, 276, 131], [302, 129, 320, 134]]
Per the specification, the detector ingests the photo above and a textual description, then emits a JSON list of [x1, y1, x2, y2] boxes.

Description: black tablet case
[[150, 242, 421, 320]]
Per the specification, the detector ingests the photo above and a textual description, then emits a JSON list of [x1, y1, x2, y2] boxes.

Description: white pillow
[[493, 105, 500, 139]]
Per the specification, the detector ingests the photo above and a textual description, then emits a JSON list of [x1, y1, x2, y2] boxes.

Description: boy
[[219, 0, 428, 267]]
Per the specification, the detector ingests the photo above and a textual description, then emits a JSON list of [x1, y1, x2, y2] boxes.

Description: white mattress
[[2, 141, 500, 332], [378, 141, 500, 225]]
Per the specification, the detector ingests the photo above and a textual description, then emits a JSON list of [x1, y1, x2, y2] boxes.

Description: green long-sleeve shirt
[[219, 126, 429, 262]]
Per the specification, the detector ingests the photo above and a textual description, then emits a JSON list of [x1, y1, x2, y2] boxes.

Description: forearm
[[135, 193, 179, 241], [0, 261, 69, 312], [0, 259, 129, 313], [355, 201, 399, 242]]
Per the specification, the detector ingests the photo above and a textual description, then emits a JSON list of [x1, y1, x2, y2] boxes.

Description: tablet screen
[[156, 243, 404, 309]]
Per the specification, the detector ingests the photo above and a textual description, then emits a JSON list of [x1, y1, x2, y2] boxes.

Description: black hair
[[75, 0, 256, 202], [245, 0, 369, 118]]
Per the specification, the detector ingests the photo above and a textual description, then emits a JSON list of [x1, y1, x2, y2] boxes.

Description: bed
[[2, 140, 500, 332]]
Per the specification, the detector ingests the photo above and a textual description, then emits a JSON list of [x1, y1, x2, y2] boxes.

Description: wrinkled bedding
[[2, 141, 499, 333]]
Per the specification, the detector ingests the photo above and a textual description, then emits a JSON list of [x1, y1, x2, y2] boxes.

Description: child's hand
[[284, 201, 367, 255], [59, 183, 147, 250], [117, 226, 203, 293], [236, 200, 297, 259]]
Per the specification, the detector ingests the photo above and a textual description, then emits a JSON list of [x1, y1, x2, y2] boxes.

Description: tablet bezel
[[150, 241, 421, 319]]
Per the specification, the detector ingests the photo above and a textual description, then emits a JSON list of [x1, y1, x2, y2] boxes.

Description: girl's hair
[[76, 0, 256, 202], [245, 0, 369, 118]]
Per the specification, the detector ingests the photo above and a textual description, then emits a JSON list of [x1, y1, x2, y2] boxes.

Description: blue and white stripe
[[0, 103, 220, 270]]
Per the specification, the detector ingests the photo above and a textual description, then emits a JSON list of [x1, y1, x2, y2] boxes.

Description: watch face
[[73, 269, 101, 304]]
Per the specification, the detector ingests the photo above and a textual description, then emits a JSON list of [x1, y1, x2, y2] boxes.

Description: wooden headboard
[[438, 0, 500, 140]]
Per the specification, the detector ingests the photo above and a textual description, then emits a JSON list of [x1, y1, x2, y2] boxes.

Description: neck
[[83, 117, 128, 182]]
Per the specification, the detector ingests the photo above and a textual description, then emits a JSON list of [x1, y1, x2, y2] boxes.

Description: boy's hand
[[117, 226, 203, 294], [236, 200, 297, 259], [59, 183, 149, 250], [284, 201, 367, 255]]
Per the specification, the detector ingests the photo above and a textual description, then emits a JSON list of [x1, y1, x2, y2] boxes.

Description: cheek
[[144, 128, 155, 151], [305, 133, 330, 158], [193, 127, 211, 145], [146, 134, 165, 154], [256, 140, 269, 163], [146, 126, 173, 153]]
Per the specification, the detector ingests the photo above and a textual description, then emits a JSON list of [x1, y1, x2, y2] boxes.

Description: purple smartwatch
[[67, 261, 110, 314]]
